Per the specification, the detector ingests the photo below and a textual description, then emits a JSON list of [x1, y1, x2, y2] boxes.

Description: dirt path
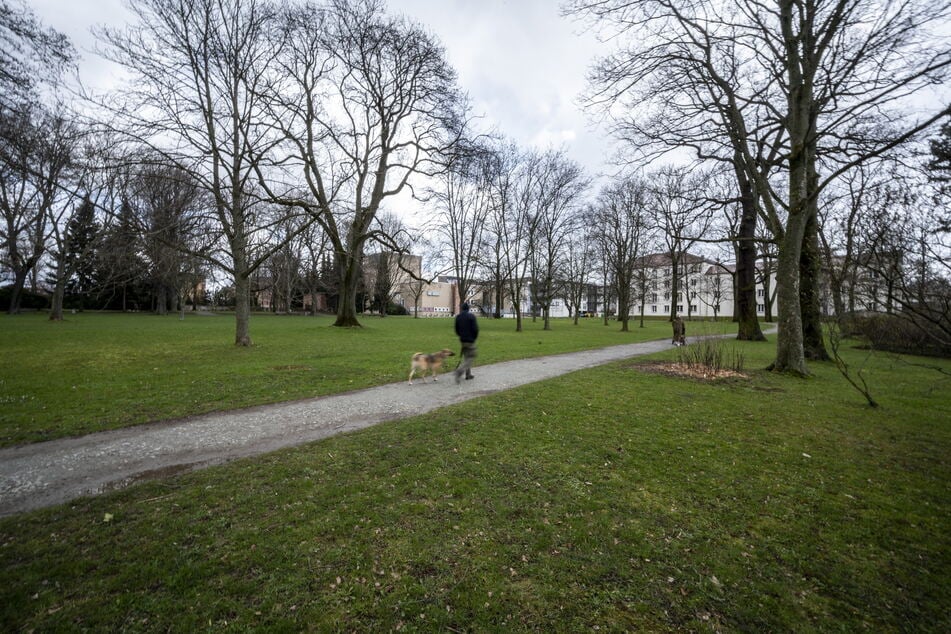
[[0, 335, 708, 517]]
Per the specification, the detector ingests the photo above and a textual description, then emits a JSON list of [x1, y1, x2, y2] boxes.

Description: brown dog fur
[[408, 349, 455, 384]]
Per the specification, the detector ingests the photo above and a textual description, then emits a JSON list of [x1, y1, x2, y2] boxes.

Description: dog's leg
[[408, 365, 416, 385]]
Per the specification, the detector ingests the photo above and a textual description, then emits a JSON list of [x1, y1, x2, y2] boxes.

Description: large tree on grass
[[0, 106, 79, 314], [96, 0, 309, 345], [593, 174, 654, 333], [567, 0, 951, 375], [258, 0, 464, 328]]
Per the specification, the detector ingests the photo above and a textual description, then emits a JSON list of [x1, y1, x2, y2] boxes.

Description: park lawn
[[1, 339, 948, 632], [0, 311, 724, 448]]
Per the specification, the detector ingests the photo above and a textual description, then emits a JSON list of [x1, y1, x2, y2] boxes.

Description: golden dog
[[408, 349, 455, 384]]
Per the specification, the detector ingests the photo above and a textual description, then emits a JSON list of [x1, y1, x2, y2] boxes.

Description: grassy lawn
[[1, 335, 949, 631], [0, 311, 726, 448]]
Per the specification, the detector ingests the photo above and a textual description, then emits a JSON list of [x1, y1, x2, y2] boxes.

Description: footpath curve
[[0, 334, 717, 517]]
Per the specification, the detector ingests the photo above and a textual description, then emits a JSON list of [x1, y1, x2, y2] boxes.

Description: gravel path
[[0, 334, 705, 517]]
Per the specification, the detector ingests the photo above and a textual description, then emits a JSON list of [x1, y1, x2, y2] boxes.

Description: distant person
[[672, 316, 686, 346], [454, 302, 479, 383]]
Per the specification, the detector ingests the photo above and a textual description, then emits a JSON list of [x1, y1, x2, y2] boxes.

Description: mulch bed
[[633, 361, 748, 381]]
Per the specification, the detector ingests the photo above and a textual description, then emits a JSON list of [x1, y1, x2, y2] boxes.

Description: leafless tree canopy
[[567, 0, 951, 374], [257, 0, 464, 327]]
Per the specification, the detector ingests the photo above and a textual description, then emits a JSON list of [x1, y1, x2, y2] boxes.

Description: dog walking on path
[[408, 349, 455, 384]]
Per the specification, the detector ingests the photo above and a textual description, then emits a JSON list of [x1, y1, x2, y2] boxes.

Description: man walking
[[454, 302, 479, 383]]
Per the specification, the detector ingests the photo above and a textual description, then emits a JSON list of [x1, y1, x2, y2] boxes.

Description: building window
[[757, 288, 764, 297], [663, 305, 669, 312], [690, 304, 697, 312], [650, 293, 658, 303], [664, 280, 671, 290], [757, 303, 765, 312], [664, 292, 670, 300], [677, 304, 683, 312], [651, 305, 657, 313]]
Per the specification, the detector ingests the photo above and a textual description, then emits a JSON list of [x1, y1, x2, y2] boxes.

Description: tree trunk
[[733, 157, 766, 341], [49, 247, 72, 320], [773, 222, 808, 375], [6, 268, 28, 315], [771, 141, 809, 375], [618, 286, 631, 332], [49, 272, 66, 322], [333, 251, 363, 328], [801, 153, 830, 361], [669, 254, 680, 321], [234, 273, 253, 345], [233, 232, 253, 345], [156, 285, 168, 316]]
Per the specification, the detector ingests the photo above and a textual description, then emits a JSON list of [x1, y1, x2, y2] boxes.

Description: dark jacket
[[454, 308, 479, 343]]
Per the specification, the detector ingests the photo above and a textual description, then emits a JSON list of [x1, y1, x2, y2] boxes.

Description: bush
[[385, 303, 409, 316], [0, 286, 49, 311], [676, 337, 745, 373], [847, 312, 951, 358]]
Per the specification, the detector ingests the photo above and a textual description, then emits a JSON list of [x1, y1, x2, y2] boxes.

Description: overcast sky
[[29, 0, 617, 179]]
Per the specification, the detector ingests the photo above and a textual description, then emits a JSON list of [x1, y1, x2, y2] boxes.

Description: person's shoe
[[465, 374, 474, 380], [454, 371, 462, 384]]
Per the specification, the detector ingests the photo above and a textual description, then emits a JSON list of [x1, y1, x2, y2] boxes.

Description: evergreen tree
[[93, 198, 148, 310], [62, 195, 99, 309]]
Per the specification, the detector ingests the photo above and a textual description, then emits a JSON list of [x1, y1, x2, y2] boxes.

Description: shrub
[[676, 337, 745, 373], [847, 312, 951, 358], [386, 303, 409, 316], [0, 286, 49, 311]]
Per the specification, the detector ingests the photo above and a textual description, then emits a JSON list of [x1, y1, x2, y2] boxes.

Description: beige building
[[364, 251, 463, 316], [398, 275, 461, 317]]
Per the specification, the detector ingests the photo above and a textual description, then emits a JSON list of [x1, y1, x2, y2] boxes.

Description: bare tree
[[532, 149, 590, 330], [480, 140, 521, 318], [258, 0, 464, 328], [298, 221, 331, 316], [0, 106, 79, 313], [428, 145, 491, 307], [500, 149, 544, 331], [706, 167, 766, 339], [649, 165, 713, 322], [819, 163, 890, 321], [0, 0, 75, 111], [861, 176, 951, 348], [567, 0, 951, 376], [562, 206, 598, 325], [593, 174, 653, 332], [126, 163, 212, 316], [47, 191, 96, 320], [96, 0, 305, 345]]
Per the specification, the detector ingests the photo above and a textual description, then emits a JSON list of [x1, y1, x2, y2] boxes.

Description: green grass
[[1, 338, 949, 632], [0, 312, 727, 447]]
